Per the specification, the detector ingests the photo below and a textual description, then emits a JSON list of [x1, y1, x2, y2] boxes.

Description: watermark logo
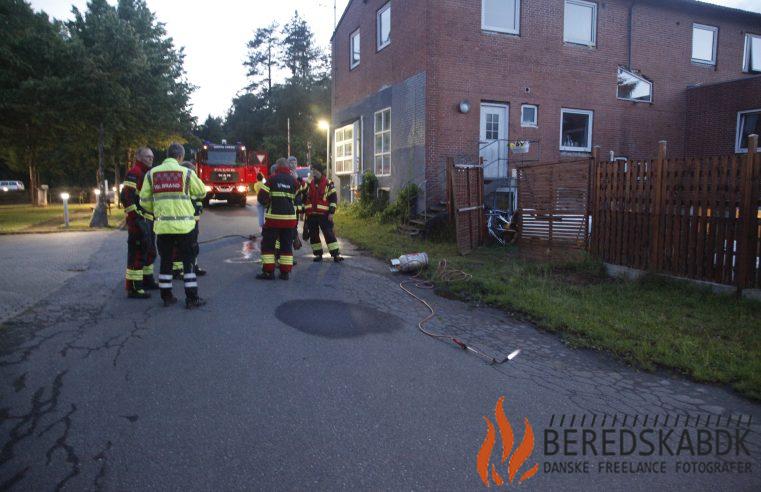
[[476, 396, 539, 487]]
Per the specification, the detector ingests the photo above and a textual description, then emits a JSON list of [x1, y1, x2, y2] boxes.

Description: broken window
[[617, 67, 653, 103]]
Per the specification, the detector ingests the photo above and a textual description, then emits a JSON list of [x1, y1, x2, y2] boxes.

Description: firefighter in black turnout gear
[[257, 158, 301, 280], [121, 147, 158, 298], [302, 163, 343, 262]]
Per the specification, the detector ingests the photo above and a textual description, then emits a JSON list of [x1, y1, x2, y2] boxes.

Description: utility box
[[37, 185, 49, 207]]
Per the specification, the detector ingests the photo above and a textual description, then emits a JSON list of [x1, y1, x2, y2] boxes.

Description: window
[[482, 0, 520, 35], [736, 109, 761, 153], [521, 105, 538, 127], [377, 2, 391, 51], [564, 0, 597, 46], [616, 67, 653, 103], [374, 108, 391, 176], [692, 24, 718, 65], [560, 109, 593, 152], [334, 125, 354, 174], [743, 34, 761, 73], [350, 29, 360, 69]]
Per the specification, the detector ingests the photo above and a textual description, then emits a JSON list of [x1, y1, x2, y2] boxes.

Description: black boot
[[313, 255, 323, 262], [162, 296, 178, 307], [332, 254, 344, 263], [279, 271, 290, 280], [185, 297, 207, 310], [128, 289, 151, 299], [256, 271, 275, 280], [194, 265, 207, 276]]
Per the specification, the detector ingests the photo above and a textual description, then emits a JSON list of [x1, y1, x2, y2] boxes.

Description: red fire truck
[[195, 141, 269, 207]]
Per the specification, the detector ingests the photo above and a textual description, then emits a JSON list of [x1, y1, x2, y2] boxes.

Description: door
[[479, 103, 508, 179]]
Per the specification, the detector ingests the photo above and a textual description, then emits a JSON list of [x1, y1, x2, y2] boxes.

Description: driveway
[[0, 203, 759, 490]]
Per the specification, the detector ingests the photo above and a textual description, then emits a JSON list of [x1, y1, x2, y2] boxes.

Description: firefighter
[[121, 147, 158, 299], [257, 157, 300, 280], [139, 143, 207, 309], [303, 163, 343, 262]]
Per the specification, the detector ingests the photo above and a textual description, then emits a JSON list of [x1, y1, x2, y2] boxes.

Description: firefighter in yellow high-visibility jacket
[[139, 143, 207, 309]]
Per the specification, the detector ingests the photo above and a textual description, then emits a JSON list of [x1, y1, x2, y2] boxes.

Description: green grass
[[335, 208, 761, 401], [0, 204, 125, 233]]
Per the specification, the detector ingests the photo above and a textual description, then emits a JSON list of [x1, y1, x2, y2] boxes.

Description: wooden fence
[[446, 157, 484, 254], [515, 159, 590, 254], [590, 140, 760, 289]]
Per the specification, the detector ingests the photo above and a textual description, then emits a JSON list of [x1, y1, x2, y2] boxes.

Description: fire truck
[[195, 141, 269, 207]]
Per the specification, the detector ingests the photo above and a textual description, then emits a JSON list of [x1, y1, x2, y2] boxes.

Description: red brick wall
[[427, 0, 761, 175], [686, 76, 761, 157], [332, 0, 430, 121], [332, 0, 761, 202]]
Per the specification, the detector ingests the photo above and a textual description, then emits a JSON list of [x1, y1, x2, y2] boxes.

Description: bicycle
[[485, 208, 517, 246]]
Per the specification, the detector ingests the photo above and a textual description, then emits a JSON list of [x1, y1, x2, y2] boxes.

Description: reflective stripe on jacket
[[304, 176, 337, 216], [139, 158, 207, 235], [257, 167, 299, 228]]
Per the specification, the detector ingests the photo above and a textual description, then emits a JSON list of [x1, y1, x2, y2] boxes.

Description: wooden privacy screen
[[516, 160, 591, 252], [589, 144, 760, 289], [446, 158, 484, 254]]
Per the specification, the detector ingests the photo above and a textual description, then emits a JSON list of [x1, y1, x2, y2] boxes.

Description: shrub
[[380, 183, 419, 224]]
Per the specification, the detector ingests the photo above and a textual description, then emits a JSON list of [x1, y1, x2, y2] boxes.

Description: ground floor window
[[334, 124, 354, 174], [560, 108, 593, 152], [736, 109, 761, 153], [374, 108, 391, 176]]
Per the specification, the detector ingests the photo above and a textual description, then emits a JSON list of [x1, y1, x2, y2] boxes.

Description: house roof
[[330, 0, 761, 42]]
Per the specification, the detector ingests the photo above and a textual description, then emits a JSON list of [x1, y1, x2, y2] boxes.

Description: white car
[[0, 180, 25, 192]]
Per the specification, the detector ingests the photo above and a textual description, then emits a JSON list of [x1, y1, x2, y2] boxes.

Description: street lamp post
[[318, 120, 330, 176], [60, 192, 70, 227]]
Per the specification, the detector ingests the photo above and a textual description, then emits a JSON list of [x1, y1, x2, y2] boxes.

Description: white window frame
[[521, 104, 538, 127], [350, 29, 360, 69], [735, 109, 761, 153], [743, 33, 761, 73], [564, 0, 597, 47], [616, 67, 653, 103], [481, 0, 521, 35], [691, 23, 718, 66], [559, 108, 594, 152], [376, 2, 391, 51], [374, 108, 391, 176], [334, 124, 355, 175]]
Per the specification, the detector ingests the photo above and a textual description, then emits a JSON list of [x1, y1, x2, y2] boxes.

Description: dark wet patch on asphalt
[[275, 300, 404, 338]]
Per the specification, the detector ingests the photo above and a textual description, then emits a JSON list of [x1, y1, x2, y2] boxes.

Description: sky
[[29, 0, 760, 122]]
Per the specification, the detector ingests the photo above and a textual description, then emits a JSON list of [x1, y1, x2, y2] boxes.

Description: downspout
[[628, 1, 636, 69]]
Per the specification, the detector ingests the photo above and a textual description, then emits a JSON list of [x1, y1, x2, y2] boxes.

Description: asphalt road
[[1, 202, 760, 491]]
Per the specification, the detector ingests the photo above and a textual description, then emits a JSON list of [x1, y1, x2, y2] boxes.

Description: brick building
[[330, 0, 761, 204]]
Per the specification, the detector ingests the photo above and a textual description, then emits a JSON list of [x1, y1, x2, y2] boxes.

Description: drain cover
[[275, 300, 403, 338]]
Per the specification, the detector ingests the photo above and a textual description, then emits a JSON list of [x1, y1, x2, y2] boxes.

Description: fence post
[[649, 141, 668, 271], [736, 134, 758, 296], [588, 146, 600, 252], [446, 157, 454, 222]]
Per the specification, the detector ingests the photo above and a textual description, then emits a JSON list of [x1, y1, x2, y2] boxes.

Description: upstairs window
[[743, 33, 760, 73], [374, 108, 391, 176], [377, 2, 391, 51], [521, 105, 538, 127], [736, 109, 761, 153], [350, 29, 360, 69], [560, 108, 593, 152], [617, 67, 653, 103], [692, 24, 718, 65], [482, 0, 520, 35], [564, 0, 597, 46]]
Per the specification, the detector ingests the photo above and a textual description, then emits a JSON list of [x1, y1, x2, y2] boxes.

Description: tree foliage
[[224, 11, 330, 165], [0, 0, 194, 220]]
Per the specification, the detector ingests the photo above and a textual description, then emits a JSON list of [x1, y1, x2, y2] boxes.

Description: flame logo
[[476, 396, 539, 487]]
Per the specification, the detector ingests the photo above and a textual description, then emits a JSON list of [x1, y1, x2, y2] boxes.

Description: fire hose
[[399, 259, 520, 365]]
